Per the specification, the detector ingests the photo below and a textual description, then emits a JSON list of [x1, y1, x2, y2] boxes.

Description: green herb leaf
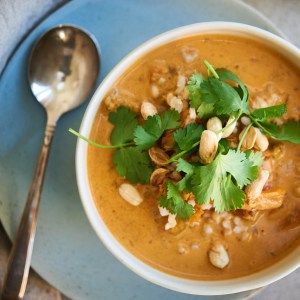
[[259, 120, 300, 144], [109, 106, 138, 145], [200, 78, 244, 115], [176, 159, 195, 192], [134, 110, 181, 150], [219, 150, 259, 187], [113, 147, 154, 184], [216, 68, 249, 106], [218, 139, 229, 154], [197, 102, 215, 119], [187, 73, 204, 108], [246, 150, 264, 167], [252, 103, 287, 120], [159, 180, 194, 220], [192, 149, 258, 212], [161, 109, 181, 130], [220, 175, 245, 211], [173, 123, 204, 151]]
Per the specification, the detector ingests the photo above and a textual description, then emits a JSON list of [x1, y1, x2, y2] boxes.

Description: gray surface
[[0, 0, 299, 299], [0, 0, 66, 73]]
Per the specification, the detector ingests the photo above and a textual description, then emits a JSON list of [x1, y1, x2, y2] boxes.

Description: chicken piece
[[242, 188, 286, 211]]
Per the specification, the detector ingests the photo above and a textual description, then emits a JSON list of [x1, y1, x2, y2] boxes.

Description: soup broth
[[87, 35, 300, 280]]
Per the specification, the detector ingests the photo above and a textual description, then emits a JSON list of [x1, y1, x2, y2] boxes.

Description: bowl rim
[[75, 21, 300, 295]]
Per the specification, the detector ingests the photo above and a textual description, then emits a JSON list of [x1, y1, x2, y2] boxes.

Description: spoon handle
[[2, 124, 56, 300]]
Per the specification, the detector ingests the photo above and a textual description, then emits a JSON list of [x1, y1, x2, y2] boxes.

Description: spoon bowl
[[29, 25, 100, 124], [2, 24, 100, 300]]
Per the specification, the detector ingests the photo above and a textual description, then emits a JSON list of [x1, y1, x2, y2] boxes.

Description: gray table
[[0, 0, 299, 299]]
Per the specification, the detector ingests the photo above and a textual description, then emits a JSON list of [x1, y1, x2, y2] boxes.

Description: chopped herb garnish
[[159, 180, 194, 220], [69, 59, 300, 220], [175, 158, 195, 192], [134, 110, 181, 150], [251, 103, 287, 120], [109, 106, 138, 145], [191, 149, 259, 212], [173, 123, 204, 151], [113, 147, 154, 184]]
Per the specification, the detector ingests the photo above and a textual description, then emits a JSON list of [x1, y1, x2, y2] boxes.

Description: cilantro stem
[[69, 128, 134, 149], [216, 111, 241, 134], [237, 123, 253, 151], [248, 115, 274, 137], [204, 60, 219, 79], [168, 141, 200, 163]]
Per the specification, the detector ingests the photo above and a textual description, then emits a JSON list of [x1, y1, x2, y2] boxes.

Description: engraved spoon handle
[[2, 124, 56, 300]]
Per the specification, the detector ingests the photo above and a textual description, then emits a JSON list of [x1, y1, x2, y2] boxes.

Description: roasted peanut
[[239, 126, 257, 150], [165, 214, 177, 230], [245, 169, 269, 200], [241, 116, 251, 126], [208, 243, 229, 269], [254, 129, 269, 152], [141, 101, 158, 120], [150, 168, 169, 186], [199, 130, 218, 164], [167, 95, 183, 113], [118, 183, 143, 206], [158, 205, 169, 216], [151, 84, 159, 98], [183, 107, 197, 127], [149, 147, 170, 166], [222, 115, 237, 138], [207, 117, 222, 140], [175, 75, 186, 94]]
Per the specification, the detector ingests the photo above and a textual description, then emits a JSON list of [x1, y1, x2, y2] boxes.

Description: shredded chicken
[[242, 188, 286, 210]]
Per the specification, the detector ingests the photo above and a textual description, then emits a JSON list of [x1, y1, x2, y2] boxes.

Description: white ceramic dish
[[75, 22, 300, 295]]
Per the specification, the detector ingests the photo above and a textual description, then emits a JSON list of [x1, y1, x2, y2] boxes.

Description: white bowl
[[75, 22, 300, 295]]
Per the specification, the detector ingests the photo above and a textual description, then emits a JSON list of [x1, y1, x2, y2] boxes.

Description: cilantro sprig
[[191, 149, 261, 212], [159, 180, 194, 220], [69, 59, 300, 221], [69, 107, 181, 184], [134, 110, 181, 150]]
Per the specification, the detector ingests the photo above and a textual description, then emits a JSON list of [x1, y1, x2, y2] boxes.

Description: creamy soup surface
[[87, 35, 300, 280]]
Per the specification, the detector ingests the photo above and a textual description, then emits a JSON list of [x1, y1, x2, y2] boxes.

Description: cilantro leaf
[[113, 147, 154, 184], [176, 159, 195, 192], [246, 150, 264, 167], [133, 115, 162, 150], [200, 78, 244, 115], [187, 73, 204, 108], [159, 180, 194, 220], [161, 109, 181, 130], [109, 106, 138, 145], [218, 139, 229, 154], [259, 120, 300, 144], [218, 150, 258, 187], [134, 110, 181, 150], [220, 175, 245, 211], [274, 120, 300, 143], [173, 123, 204, 151], [197, 102, 214, 119], [216, 68, 249, 108], [252, 103, 287, 120], [192, 150, 259, 212]]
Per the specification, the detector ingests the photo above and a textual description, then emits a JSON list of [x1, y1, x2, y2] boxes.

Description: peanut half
[[141, 101, 157, 120], [119, 183, 143, 206], [199, 130, 218, 164]]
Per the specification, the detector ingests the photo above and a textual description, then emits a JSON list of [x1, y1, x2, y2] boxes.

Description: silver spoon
[[2, 25, 100, 300]]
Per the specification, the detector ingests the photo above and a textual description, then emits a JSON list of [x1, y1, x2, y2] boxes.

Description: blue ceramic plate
[[0, 0, 283, 299]]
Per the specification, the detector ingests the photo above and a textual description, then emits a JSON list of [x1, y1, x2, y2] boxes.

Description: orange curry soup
[[87, 35, 300, 280]]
